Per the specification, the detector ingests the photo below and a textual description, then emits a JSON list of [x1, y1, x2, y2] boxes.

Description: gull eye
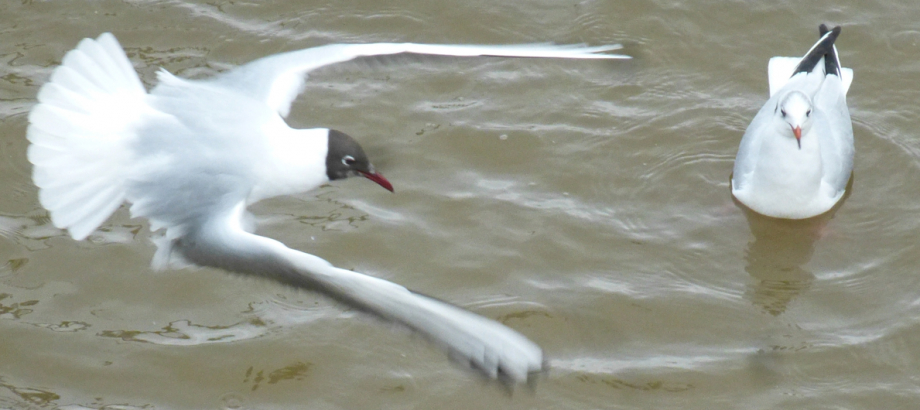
[[342, 155, 356, 166], [806, 109, 811, 117], [780, 109, 787, 118]]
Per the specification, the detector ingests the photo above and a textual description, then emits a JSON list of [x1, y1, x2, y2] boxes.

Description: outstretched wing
[[174, 202, 543, 385], [211, 42, 629, 117]]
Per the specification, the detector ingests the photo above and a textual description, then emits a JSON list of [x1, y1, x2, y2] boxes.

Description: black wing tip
[[820, 24, 843, 77], [791, 24, 843, 77], [819, 24, 841, 37]]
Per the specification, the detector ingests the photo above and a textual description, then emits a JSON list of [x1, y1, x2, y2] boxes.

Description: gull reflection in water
[[733, 177, 852, 385], [735, 176, 852, 316]]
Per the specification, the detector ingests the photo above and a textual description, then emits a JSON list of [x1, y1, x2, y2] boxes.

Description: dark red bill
[[359, 171, 394, 192]]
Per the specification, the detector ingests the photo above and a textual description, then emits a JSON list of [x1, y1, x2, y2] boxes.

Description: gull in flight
[[731, 24, 854, 219], [26, 33, 628, 385]]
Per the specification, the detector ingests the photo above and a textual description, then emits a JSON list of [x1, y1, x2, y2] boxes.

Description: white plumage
[[26, 33, 628, 385], [731, 25, 854, 219], [28, 34, 149, 239]]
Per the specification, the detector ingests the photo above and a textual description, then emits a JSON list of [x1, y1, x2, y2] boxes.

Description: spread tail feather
[[26, 33, 147, 240]]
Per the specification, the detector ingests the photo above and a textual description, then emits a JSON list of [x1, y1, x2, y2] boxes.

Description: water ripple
[[96, 299, 333, 346]]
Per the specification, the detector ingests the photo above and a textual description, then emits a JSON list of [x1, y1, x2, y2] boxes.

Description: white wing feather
[[176, 203, 543, 383], [213, 42, 629, 117]]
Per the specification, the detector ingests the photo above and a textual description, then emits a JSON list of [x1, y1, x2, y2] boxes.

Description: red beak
[[792, 125, 802, 149], [359, 171, 394, 192]]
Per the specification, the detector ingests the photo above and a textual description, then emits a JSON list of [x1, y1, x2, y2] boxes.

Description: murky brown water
[[3, 1, 920, 409]]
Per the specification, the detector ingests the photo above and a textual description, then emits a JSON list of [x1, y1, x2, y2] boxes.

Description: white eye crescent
[[342, 155, 355, 165]]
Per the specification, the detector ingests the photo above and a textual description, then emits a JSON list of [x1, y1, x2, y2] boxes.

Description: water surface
[[2, 1, 920, 409]]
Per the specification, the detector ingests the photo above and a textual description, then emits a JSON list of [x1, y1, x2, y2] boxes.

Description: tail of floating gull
[[767, 25, 853, 97], [27, 33, 149, 240]]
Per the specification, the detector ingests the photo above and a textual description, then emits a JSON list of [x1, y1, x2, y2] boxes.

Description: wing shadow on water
[[733, 175, 854, 316]]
